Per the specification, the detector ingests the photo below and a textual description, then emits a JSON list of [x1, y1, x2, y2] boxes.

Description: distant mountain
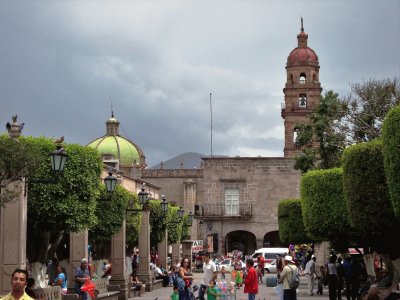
[[149, 152, 208, 170]]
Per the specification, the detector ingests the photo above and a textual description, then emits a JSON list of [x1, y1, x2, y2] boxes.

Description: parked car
[[217, 259, 246, 272], [264, 259, 277, 273]]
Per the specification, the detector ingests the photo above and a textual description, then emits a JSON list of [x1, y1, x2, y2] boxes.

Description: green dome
[[87, 135, 141, 166]]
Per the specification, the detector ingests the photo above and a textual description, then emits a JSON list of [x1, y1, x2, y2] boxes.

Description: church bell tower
[[282, 19, 322, 158]]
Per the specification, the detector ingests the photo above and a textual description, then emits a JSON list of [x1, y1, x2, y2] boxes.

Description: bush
[[278, 198, 309, 244]]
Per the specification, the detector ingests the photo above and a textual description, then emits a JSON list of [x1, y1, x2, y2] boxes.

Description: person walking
[[244, 259, 258, 300], [1, 268, 34, 300], [342, 257, 353, 300], [304, 255, 316, 295], [336, 257, 345, 300], [198, 252, 217, 300], [279, 255, 299, 300], [327, 256, 338, 300]]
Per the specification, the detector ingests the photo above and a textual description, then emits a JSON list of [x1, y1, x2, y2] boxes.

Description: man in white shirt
[[198, 252, 217, 300], [304, 255, 316, 295]]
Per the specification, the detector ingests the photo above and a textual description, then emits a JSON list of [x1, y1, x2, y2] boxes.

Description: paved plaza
[[132, 272, 328, 300]]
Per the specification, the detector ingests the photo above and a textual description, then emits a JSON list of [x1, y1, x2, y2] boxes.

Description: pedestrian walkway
[[128, 273, 329, 300]]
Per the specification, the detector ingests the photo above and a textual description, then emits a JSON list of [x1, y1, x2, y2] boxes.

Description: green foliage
[[27, 137, 103, 233], [300, 168, 352, 248], [342, 140, 398, 253], [294, 91, 347, 173], [343, 78, 400, 142], [90, 185, 131, 240], [126, 193, 141, 246], [0, 135, 44, 205], [149, 199, 168, 245], [382, 105, 400, 218], [278, 198, 309, 244], [167, 206, 183, 244], [181, 213, 192, 240]]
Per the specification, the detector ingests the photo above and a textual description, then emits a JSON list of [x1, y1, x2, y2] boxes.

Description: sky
[[1, 0, 399, 168]]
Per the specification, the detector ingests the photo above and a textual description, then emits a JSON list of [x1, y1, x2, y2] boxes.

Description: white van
[[251, 247, 288, 264]]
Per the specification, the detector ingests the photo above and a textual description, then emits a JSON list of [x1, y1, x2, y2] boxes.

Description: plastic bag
[[81, 277, 96, 299], [274, 283, 284, 300]]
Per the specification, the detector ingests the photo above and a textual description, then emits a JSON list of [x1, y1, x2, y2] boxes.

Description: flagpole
[[210, 92, 213, 158]]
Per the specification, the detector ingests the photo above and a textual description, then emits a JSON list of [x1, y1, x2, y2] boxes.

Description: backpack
[[288, 265, 300, 289]]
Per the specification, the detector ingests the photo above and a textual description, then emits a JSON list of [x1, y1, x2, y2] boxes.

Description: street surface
[[131, 271, 328, 300]]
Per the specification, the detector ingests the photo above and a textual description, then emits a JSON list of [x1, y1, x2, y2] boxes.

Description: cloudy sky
[[1, 0, 399, 167]]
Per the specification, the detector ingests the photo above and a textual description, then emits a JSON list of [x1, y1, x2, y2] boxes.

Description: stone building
[[142, 22, 321, 256], [85, 22, 321, 257]]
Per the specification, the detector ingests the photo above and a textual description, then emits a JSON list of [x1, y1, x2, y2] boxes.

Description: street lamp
[[138, 188, 148, 205], [178, 207, 184, 220], [161, 195, 168, 213], [49, 146, 68, 172], [25, 142, 69, 195], [188, 212, 193, 224], [104, 170, 117, 193]]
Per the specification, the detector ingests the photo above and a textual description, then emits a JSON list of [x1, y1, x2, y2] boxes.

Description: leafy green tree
[[278, 198, 310, 244], [300, 168, 353, 252], [294, 78, 399, 173], [294, 91, 347, 173], [0, 135, 44, 206], [126, 192, 142, 248], [26, 137, 103, 263], [149, 199, 168, 246], [382, 105, 400, 218], [342, 78, 400, 143], [167, 205, 183, 244], [342, 140, 399, 256]]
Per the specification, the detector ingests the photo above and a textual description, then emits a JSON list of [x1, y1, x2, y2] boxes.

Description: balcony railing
[[194, 203, 252, 219]]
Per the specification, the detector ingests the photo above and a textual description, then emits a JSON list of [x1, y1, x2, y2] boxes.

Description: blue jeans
[[248, 293, 256, 300]]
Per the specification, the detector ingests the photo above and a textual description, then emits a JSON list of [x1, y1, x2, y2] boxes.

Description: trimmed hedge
[[278, 198, 309, 244], [342, 140, 398, 251], [300, 168, 352, 245], [382, 105, 400, 218]]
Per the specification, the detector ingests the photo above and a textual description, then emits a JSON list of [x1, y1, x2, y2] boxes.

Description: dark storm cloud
[[1, 0, 399, 167]]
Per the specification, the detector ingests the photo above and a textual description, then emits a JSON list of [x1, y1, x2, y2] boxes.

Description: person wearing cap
[[74, 258, 91, 300], [279, 255, 299, 300], [304, 255, 316, 295]]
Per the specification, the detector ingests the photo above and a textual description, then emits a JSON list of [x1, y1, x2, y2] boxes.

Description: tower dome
[[286, 19, 319, 67], [87, 112, 145, 175]]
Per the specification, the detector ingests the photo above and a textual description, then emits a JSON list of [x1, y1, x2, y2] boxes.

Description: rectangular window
[[225, 189, 239, 215]]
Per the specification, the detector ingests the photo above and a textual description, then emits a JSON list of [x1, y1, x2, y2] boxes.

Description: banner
[[192, 240, 204, 253], [207, 235, 214, 253]]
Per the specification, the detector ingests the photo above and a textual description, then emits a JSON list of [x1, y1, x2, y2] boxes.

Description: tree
[[342, 78, 400, 143], [342, 140, 400, 257], [294, 78, 400, 173], [294, 91, 347, 173], [300, 168, 353, 252], [26, 137, 103, 263], [149, 199, 168, 246], [278, 198, 310, 244], [167, 205, 183, 244], [0, 135, 44, 206], [382, 105, 400, 218]]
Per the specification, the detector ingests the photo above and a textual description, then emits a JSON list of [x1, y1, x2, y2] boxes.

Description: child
[[221, 266, 226, 279], [317, 265, 325, 295], [206, 280, 219, 300], [170, 286, 179, 300]]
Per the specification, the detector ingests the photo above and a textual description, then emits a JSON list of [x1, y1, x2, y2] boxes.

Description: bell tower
[[282, 19, 322, 158]]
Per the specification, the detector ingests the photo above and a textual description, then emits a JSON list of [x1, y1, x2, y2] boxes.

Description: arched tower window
[[293, 127, 300, 148], [290, 74, 294, 84], [313, 74, 316, 81], [299, 73, 306, 84], [299, 94, 307, 107]]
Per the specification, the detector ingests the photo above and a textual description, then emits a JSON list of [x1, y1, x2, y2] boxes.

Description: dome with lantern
[[87, 112, 145, 174], [287, 21, 319, 67]]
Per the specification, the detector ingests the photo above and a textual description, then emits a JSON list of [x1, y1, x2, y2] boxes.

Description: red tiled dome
[[287, 47, 318, 64]]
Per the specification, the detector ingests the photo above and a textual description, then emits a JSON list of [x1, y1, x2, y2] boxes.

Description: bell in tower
[[281, 18, 322, 158]]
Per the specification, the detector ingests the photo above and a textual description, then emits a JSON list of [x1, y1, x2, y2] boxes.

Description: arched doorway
[[225, 231, 256, 256], [263, 231, 285, 247]]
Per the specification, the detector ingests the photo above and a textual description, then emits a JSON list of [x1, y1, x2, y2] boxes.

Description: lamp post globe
[[49, 147, 68, 171], [161, 195, 168, 213], [104, 172, 117, 193], [188, 212, 193, 224], [138, 188, 148, 205], [178, 207, 184, 220]]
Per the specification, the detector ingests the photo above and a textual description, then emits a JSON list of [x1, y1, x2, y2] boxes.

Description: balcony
[[194, 203, 252, 220]]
